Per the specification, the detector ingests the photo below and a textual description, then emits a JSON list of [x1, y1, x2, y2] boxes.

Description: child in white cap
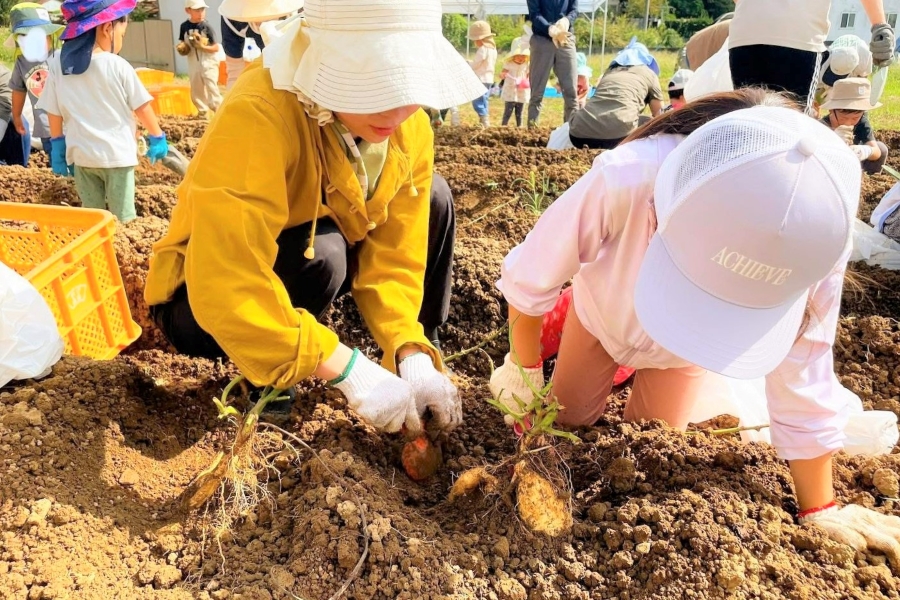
[[468, 20, 497, 127], [500, 38, 530, 127], [146, 0, 485, 433], [179, 0, 222, 116], [491, 88, 900, 560], [665, 68, 692, 111], [820, 77, 886, 175]]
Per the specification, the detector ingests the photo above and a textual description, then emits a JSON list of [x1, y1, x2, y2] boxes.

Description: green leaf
[[883, 164, 900, 181]]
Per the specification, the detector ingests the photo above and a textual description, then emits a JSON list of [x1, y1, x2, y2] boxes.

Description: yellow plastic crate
[[136, 67, 175, 88], [0, 203, 141, 359], [150, 87, 198, 116]]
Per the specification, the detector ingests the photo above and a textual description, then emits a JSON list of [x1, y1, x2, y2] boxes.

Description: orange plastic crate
[[136, 68, 175, 88], [0, 203, 141, 359]]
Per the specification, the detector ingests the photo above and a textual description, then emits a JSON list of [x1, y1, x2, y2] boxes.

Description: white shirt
[[497, 135, 854, 461], [729, 0, 831, 53], [37, 52, 153, 169], [470, 45, 497, 84]]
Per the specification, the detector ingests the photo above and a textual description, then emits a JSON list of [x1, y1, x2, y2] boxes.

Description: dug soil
[[3, 117, 900, 600]]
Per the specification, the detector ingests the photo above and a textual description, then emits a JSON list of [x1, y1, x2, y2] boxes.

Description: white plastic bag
[[850, 218, 900, 269], [684, 38, 733, 102], [0, 262, 63, 386], [547, 122, 575, 150]]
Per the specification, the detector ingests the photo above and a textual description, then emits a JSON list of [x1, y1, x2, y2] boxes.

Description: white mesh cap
[[634, 106, 861, 379]]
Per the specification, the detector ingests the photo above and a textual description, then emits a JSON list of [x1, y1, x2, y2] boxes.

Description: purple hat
[[60, 0, 136, 40]]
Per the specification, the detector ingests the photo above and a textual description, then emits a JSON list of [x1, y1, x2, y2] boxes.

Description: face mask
[[242, 38, 261, 62], [17, 28, 50, 63]]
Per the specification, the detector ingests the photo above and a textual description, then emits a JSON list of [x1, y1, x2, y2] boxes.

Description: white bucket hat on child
[[219, 0, 302, 21], [265, 0, 486, 113], [185, 0, 209, 9], [634, 106, 860, 379]]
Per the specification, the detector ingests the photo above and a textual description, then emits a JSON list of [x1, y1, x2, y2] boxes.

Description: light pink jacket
[[497, 135, 855, 461]]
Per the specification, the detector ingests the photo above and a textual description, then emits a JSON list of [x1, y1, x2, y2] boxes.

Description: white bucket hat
[[219, 0, 302, 21], [634, 106, 860, 379], [266, 0, 486, 113]]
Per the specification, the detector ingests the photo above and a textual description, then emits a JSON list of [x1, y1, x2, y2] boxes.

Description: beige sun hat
[[264, 0, 487, 113], [468, 20, 494, 41], [821, 77, 882, 111], [219, 0, 302, 21]]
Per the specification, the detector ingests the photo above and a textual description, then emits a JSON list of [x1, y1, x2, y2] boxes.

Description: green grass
[[0, 28, 14, 67], [457, 48, 900, 133]]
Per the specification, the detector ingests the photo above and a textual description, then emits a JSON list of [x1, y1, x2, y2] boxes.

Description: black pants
[[502, 102, 524, 127], [151, 174, 456, 360], [729, 45, 819, 105], [863, 141, 889, 176]]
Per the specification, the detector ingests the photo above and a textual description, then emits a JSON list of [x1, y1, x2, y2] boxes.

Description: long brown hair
[[622, 88, 801, 144]]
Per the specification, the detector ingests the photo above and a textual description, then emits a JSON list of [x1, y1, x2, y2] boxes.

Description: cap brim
[[821, 100, 881, 111], [634, 234, 808, 379], [295, 28, 487, 112]]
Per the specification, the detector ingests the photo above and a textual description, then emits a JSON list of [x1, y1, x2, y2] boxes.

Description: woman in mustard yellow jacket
[[144, 0, 487, 434]]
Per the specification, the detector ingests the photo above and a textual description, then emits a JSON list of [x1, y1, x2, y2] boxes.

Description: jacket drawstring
[[305, 126, 331, 260], [306, 126, 419, 259], [408, 169, 418, 197]]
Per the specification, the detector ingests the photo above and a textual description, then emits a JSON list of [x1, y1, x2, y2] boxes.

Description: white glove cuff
[[505, 353, 544, 385], [331, 350, 390, 409], [399, 352, 438, 381], [798, 503, 839, 524]]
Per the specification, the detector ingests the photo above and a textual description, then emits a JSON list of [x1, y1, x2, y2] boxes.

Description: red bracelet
[[797, 500, 838, 520], [525, 360, 543, 369]]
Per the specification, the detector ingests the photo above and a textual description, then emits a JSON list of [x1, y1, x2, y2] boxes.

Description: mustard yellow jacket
[[144, 63, 439, 389]]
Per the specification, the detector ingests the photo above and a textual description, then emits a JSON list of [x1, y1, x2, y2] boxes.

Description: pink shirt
[[497, 135, 854, 461]]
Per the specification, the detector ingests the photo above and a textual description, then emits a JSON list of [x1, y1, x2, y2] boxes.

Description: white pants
[[225, 56, 246, 91], [188, 55, 223, 114]]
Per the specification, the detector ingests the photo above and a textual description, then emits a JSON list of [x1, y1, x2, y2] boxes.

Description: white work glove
[[835, 124, 855, 146], [488, 353, 545, 426], [398, 353, 463, 431], [851, 144, 874, 161], [802, 504, 900, 569], [870, 22, 896, 67], [331, 349, 421, 434]]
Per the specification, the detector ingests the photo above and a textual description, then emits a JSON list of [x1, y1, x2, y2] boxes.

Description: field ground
[[2, 119, 900, 599]]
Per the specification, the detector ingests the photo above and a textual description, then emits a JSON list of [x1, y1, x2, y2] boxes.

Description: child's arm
[[11, 90, 26, 135], [203, 42, 221, 53], [48, 113, 63, 138], [134, 101, 163, 137]]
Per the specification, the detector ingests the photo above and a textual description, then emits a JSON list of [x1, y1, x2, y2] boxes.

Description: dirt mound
[[435, 125, 553, 148], [159, 115, 209, 142], [114, 217, 172, 353], [4, 120, 900, 600], [135, 185, 180, 220], [0, 166, 79, 206]]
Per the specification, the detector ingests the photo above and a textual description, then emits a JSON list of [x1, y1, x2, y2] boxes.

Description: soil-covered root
[[449, 466, 499, 502], [448, 443, 573, 537], [184, 412, 282, 541], [514, 457, 573, 537]]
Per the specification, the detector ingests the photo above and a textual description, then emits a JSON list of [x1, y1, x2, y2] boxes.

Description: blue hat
[[612, 37, 659, 75]]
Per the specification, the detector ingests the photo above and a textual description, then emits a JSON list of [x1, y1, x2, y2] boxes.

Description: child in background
[[468, 20, 497, 127], [820, 77, 887, 176], [665, 69, 693, 111], [7, 3, 61, 156], [575, 52, 592, 109], [37, 0, 168, 223], [500, 38, 530, 127], [179, 0, 222, 117]]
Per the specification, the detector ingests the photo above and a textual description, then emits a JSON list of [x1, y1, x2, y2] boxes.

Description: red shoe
[[613, 366, 635, 386]]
